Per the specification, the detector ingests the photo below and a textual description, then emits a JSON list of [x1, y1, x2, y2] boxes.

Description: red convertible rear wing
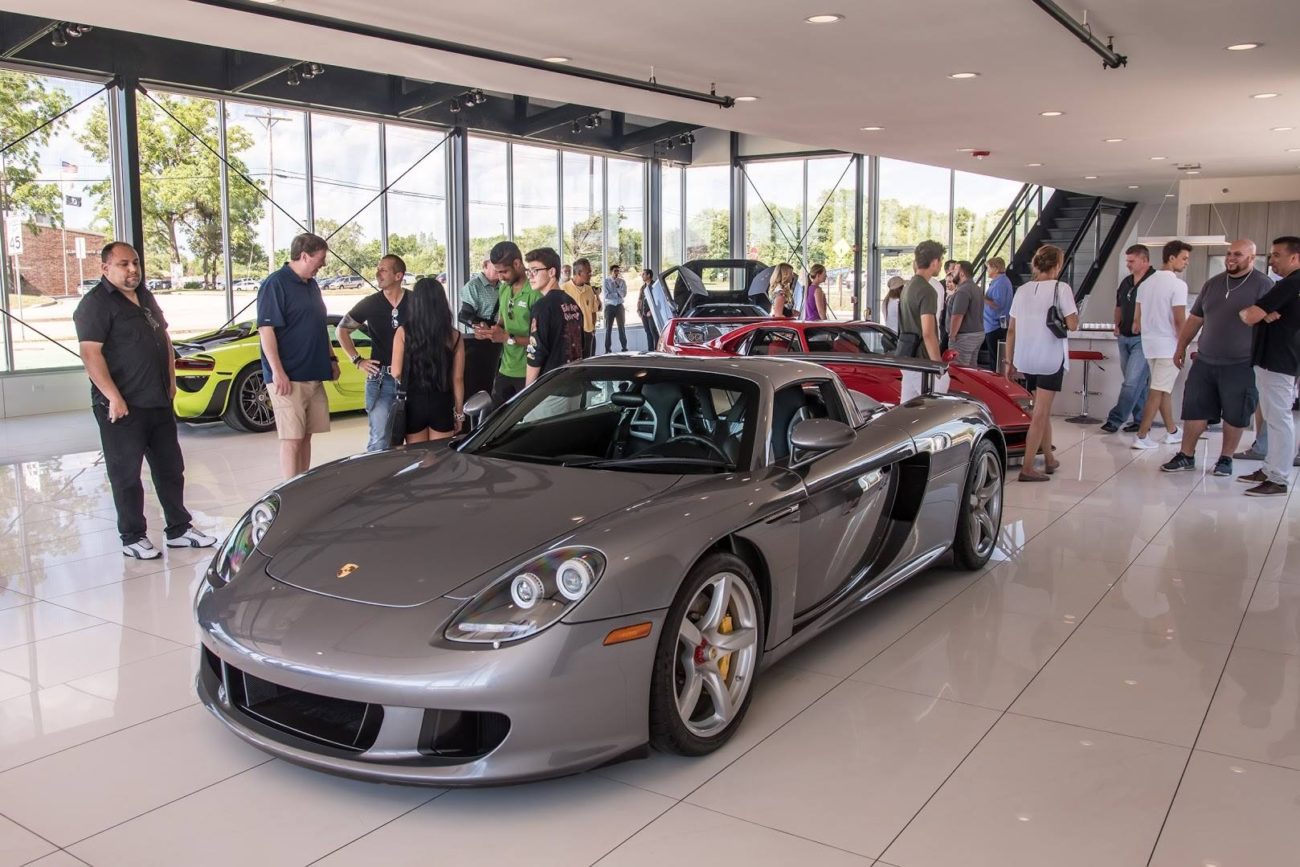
[[796, 352, 951, 396]]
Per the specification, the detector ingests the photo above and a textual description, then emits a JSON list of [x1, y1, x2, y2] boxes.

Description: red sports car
[[664, 317, 1033, 457]]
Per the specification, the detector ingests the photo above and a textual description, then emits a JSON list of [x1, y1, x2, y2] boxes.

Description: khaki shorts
[[1148, 357, 1180, 393], [269, 380, 330, 439]]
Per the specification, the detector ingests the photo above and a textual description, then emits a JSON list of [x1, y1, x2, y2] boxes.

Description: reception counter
[[1054, 327, 1193, 421]]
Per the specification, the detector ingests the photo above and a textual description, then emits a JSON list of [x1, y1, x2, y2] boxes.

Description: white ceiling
[[11, 0, 1300, 201]]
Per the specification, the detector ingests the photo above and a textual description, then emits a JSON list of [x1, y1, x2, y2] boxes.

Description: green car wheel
[[224, 364, 276, 433]]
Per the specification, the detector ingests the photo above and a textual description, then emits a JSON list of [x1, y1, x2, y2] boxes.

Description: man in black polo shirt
[[525, 246, 584, 386], [258, 232, 339, 479], [1101, 244, 1154, 433], [73, 242, 215, 560], [337, 254, 409, 452], [1238, 236, 1300, 497]]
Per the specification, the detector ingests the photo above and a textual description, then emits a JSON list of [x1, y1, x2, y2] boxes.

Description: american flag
[[60, 161, 78, 174]]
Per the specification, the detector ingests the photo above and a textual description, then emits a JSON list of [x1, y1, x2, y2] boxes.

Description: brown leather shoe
[[1244, 481, 1288, 497], [1237, 469, 1268, 485]]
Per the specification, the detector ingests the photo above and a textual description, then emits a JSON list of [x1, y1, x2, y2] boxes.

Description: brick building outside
[[4, 219, 105, 298]]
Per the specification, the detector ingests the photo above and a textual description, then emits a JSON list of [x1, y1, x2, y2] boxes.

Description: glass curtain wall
[[562, 151, 603, 273], [311, 114, 382, 315], [385, 123, 450, 282], [607, 157, 644, 273], [806, 156, 856, 315], [467, 136, 508, 268], [660, 164, 683, 270], [876, 157, 953, 311], [953, 170, 1023, 262], [1, 69, 116, 370]]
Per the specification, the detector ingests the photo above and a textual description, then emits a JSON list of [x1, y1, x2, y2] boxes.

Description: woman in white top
[[1005, 244, 1079, 482], [883, 275, 904, 332]]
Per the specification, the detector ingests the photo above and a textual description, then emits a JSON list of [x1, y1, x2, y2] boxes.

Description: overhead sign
[[4, 212, 21, 256]]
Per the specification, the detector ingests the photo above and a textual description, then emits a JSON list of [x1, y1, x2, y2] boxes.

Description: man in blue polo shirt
[[982, 256, 1013, 369], [257, 232, 339, 479]]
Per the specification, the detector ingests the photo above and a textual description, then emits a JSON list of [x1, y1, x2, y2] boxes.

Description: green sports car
[[173, 315, 373, 433]]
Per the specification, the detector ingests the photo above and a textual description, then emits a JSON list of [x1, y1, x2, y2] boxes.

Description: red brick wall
[[8, 225, 105, 297]]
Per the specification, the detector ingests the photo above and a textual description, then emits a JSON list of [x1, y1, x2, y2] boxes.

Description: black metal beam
[[1, 17, 58, 58], [395, 81, 464, 116], [186, 0, 735, 108], [615, 121, 697, 153], [519, 104, 597, 137], [1029, 0, 1127, 68], [230, 61, 297, 93]]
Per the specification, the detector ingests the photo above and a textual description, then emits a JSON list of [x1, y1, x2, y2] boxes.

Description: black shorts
[[406, 387, 455, 434], [491, 374, 525, 408], [1022, 365, 1064, 393], [1181, 360, 1257, 427]]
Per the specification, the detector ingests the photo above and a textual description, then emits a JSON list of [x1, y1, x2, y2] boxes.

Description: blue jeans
[[364, 373, 398, 452], [1105, 335, 1149, 426]]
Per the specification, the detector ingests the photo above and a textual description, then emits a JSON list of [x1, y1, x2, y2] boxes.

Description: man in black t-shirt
[[1238, 236, 1300, 497], [73, 242, 215, 559], [1101, 244, 1154, 433], [337, 255, 410, 451], [524, 248, 584, 416]]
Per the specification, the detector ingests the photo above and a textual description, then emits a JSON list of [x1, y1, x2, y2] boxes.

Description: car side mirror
[[789, 418, 855, 452], [464, 391, 493, 420]]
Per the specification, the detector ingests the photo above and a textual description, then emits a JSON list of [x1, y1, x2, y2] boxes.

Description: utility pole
[[249, 112, 291, 274]]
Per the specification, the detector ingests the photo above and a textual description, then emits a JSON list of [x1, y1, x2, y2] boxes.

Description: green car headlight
[[445, 547, 605, 645], [208, 494, 279, 587]]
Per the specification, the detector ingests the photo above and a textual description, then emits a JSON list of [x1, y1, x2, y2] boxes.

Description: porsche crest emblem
[[336, 563, 359, 579]]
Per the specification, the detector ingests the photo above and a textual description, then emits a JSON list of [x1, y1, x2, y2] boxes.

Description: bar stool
[[1066, 349, 1106, 424]]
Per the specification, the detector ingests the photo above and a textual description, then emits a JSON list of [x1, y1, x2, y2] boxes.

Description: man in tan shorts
[[257, 233, 339, 478]]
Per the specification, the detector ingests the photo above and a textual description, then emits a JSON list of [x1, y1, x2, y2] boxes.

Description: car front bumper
[[195, 578, 665, 785]]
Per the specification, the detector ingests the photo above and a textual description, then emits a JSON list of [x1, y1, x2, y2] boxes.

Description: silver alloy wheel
[[674, 571, 759, 738], [240, 370, 275, 428], [968, 449, 1003, 559]]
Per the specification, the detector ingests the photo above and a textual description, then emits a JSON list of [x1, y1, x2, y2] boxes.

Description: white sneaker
[[123, 539, 162, 560], [1131, 436, 1159, 450], [1164, 428, 1183, 444], [166, 528, 217, 549]]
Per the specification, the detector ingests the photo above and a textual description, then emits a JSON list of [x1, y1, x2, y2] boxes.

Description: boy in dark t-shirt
[[524, 248, 584, 386]]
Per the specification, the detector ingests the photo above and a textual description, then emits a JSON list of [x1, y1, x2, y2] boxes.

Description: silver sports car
[[195, 354, 1005, 785]]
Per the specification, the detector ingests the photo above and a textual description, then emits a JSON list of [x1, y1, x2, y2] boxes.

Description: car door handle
[[857, 469, 884, 493]]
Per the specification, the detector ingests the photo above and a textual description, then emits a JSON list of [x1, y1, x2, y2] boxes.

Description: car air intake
[[418, 708, 510, 758], [221, 655, 383, 753]]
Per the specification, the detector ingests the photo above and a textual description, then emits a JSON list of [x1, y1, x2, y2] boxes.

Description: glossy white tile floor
[[2, 408, 1299, 867]]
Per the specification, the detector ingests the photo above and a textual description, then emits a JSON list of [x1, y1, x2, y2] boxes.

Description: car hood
[[263, 448, 680, 607]]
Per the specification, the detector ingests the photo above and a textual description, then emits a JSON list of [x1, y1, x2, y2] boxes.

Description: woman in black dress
[[391, 277, 465, 444]]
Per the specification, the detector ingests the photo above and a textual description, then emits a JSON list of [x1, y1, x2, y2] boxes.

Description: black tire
[[223, 364, 276, 434], [952, 438, 1004, 570], [650, 551, 764, 756]]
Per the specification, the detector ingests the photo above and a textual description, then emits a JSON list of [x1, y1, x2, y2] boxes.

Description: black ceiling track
[[1029, 0, 1127, 68]]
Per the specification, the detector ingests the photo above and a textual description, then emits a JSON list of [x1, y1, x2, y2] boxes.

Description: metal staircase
[[973, 187, 1137, 303]]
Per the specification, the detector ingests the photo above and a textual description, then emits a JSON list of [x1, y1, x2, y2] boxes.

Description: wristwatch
[[349, 354, 361, 365]]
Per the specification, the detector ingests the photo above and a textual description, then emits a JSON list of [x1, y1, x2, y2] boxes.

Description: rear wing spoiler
[[795, 352, 950, 396]]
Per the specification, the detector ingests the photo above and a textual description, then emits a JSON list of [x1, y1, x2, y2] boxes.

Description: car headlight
[[208, 494, 279, 587], [445, 547, 605, 645], [1014, 395, 1034, 413]]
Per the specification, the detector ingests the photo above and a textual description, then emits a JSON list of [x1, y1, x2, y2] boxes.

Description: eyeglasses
[[525, 267, 552, 277], [143, 308, 161, 330]]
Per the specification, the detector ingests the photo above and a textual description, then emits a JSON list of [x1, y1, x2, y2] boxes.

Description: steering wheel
[[641, 434, 731, 463]]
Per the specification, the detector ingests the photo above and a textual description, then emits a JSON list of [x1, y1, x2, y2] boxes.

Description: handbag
[[1046, 280, 1069, 339], [387, 386, 408, 448]]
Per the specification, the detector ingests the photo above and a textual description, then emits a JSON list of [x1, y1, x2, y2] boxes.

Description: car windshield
[[464, 366, 760, 474]]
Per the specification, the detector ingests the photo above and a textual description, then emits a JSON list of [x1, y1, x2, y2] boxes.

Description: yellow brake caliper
[[718, 614, 734, 680]]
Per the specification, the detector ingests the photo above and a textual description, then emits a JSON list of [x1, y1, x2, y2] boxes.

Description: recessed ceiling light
[[1040, 110, 1064, 117], [734, 95, 759, 102], [1104, 138, 1125, 143], [1186, 170, 1201, 174], [1226, 43, 1260, 50], [1288, 147, 1300, 152], [860, 125, 883, 131], [956, 147, 976, 152], [1084, 175, 1098, 179], [948, 72, 980, 79], [543, 56, 570, 63], [1271, 126, 1294, 132], [1165, 193, 1176, 197], [1252, 92, 1280, 99], [1150, 156, 1167, 160], [1026, 162, 1043, 167], [805, 14, 844, 23], [1128, 185, 1140, 189]]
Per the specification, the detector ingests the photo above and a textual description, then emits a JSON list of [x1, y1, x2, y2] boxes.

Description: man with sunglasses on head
[[484, 241, 540, 407], [74, 242, 215, 559], [337, 254, 410, 452]]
